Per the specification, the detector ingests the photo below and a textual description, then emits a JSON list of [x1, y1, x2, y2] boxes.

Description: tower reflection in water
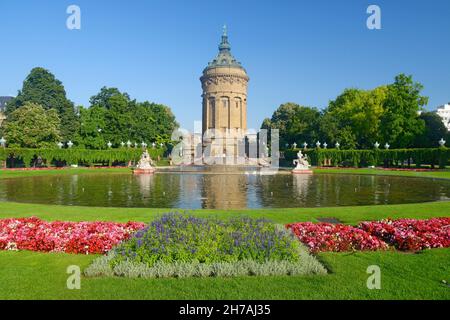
[[292, 173, 312, 203], [200, 173, 248, 209]]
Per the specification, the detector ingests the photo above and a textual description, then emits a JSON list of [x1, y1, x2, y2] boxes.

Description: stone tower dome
[[200, 26, 249, 157]]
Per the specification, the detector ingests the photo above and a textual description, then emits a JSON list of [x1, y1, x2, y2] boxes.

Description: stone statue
[[133, 150, 155, 174], [292, 150, 312, 174]]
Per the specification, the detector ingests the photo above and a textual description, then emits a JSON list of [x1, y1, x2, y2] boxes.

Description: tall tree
[[131, 101, 178, 145], [103, 93, 134, 144], [322, 87, 386, 148], [77, 87, 178, 148], [75, 105, 107, 149], [89, 87, 130, 109], [3, 102, 61, 148], [414, 112, 448, 147], [7, 67, 79, 141], [380, 74, 427, 148], [319, 114, 357, 149], [261, 103, 321, 148]]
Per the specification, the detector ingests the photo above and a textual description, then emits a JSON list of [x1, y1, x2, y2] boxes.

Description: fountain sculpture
[[292, 150, 313, 174], [133, 150, 156, 174]]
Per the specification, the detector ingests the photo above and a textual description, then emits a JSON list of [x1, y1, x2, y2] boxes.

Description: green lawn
[[0, 248, 448, 300], [313, 167, 450, 180], [0, 167, 449, 299], [0, 200, 449, 225], [0, 167, 130, 179]]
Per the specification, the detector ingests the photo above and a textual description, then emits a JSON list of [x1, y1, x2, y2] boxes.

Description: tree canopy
[[262, 74, 434, 149], [7, 67, 79, 141], [2, 68, 179, 149], [321, 86, 387, 148], [3, 102, 61, 148], [379, 74, 427, 148], [414, 112, 448, 148], [75, 87, 178, 149], [261, 103, 321, 148]]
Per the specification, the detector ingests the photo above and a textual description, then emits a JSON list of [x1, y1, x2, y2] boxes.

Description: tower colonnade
[[200, 26, 250, 161]]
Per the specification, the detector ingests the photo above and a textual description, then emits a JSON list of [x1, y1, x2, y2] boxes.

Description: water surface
[[1, 172, 449, 209]]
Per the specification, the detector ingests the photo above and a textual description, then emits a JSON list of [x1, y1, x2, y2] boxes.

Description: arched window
[[234, 97, 242, 128], [235, 97, 241, 109], [221, 97, 230, 129], [208, 98, 215, 128]]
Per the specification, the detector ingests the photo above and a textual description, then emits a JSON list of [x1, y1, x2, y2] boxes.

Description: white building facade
[[436, 103, 450, 132], [0, 96, 13, 127]]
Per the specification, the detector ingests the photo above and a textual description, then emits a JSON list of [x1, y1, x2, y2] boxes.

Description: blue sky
[[1, 0, 449, 130]]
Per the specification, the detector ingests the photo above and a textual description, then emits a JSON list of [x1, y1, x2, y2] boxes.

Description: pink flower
[[286, 222, 388, 253], [359, 218, 450, 251], [0, 217, 146, 254]]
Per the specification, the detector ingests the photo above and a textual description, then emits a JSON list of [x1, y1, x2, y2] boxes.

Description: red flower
[[359, 218, 450, 251], [0, 217, 145, 254], [286, 222, 388, 253]]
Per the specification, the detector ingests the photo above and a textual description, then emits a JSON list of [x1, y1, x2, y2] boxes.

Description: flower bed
[[85, 213, 326, 278], [286, 222, 388, 253], [0, 217, 145, 254], [359, 218, 450, 251]]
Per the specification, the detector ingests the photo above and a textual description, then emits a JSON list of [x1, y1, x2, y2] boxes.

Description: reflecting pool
[[1, 172, 449, 209]]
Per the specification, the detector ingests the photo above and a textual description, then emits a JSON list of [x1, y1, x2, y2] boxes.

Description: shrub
[[0, 147, 163, 168], [84, 251, 327, 279], [284, 148, 450, 168]]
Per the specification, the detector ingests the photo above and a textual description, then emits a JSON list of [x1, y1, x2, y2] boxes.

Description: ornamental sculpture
[[292, 150, 313, 174]]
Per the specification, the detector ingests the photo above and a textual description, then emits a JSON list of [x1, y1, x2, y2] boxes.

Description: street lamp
[[152, 142, 156, 149], [107, 141, 112, 148], [323, 142, 328, 149], [293, 142, 297, 149], [384, 143, 390, 150], [439, 138, 446, 147], [160, 143, 164, 148], [0, 137, 6, 148], [56, 142, 63, 149], [335, 142, 340, 149], [374, 141, 380, 149], [126, 140, 131, 148], [141, 141, 147, 149], [316, 141, 321, 148], [120, 141, 125, 148], [303, 142, 308, 149], [134, 142, 138, 148], [67, 141, 73, 148]]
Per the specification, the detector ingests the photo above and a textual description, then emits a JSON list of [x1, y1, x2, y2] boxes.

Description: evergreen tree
[[7, 67, 79, 141]]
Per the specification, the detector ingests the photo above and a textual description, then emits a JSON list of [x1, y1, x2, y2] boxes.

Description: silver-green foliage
[[84, 242, 327, 279]]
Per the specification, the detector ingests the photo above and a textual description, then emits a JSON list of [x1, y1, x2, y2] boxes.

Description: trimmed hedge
[[284, 147, 450, 169], [0, 148, 164, 168]]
